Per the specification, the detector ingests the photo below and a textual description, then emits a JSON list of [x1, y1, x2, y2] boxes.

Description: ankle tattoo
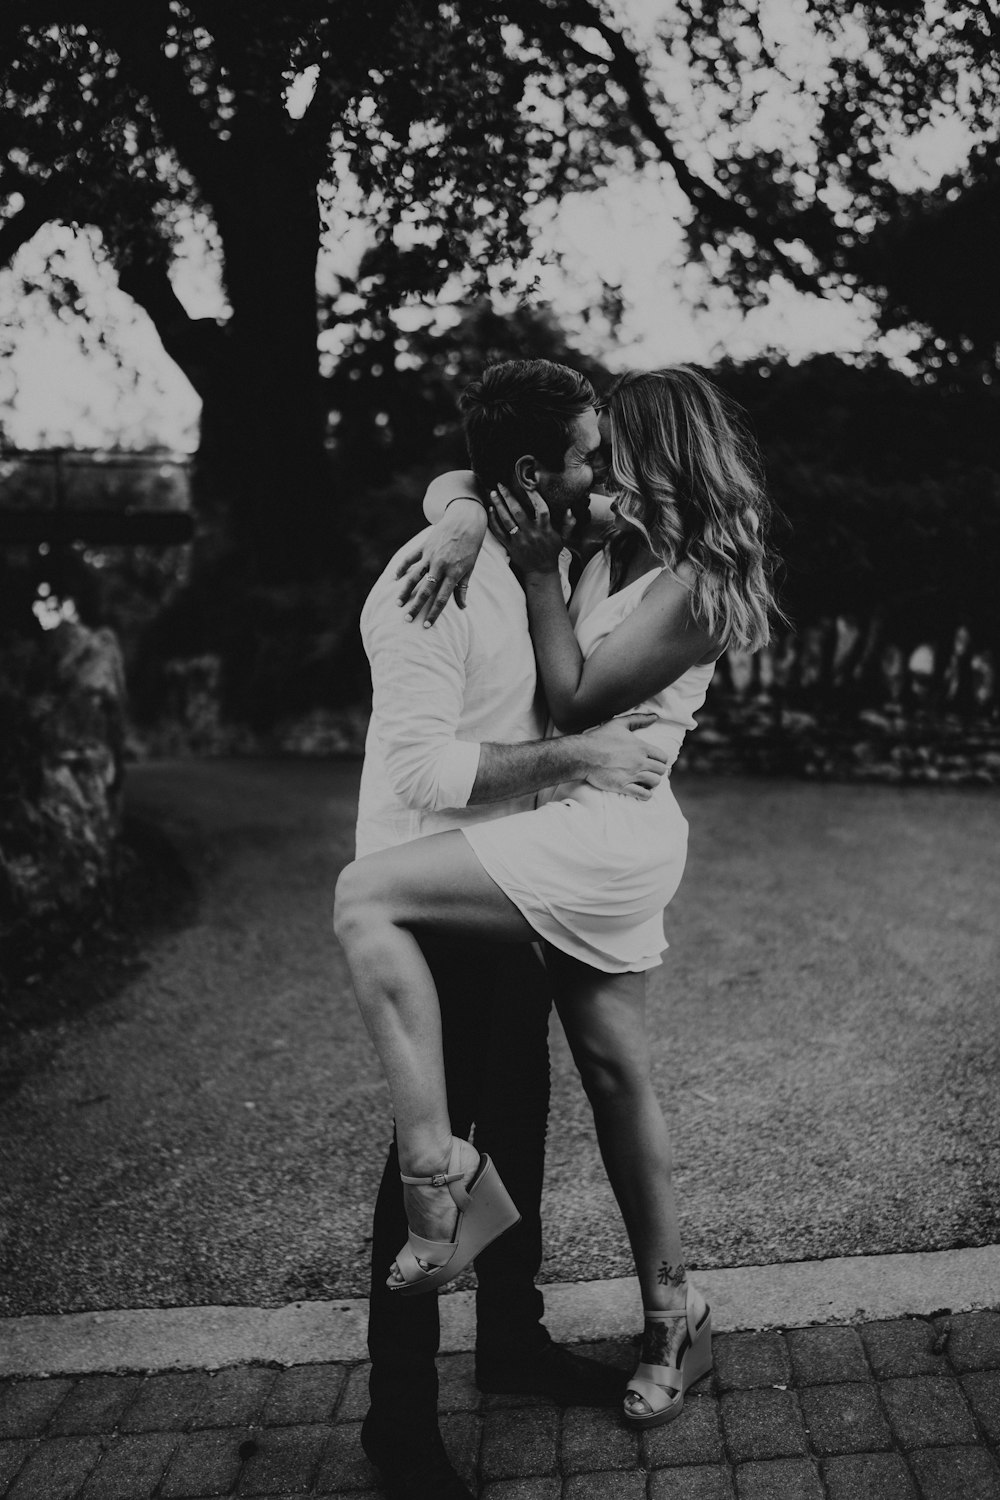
[[656, 1260, 686, 1288], [643, 1320, 674, 1363]]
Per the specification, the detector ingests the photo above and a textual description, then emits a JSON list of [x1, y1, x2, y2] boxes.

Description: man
[[353, 359, 657, 1500]]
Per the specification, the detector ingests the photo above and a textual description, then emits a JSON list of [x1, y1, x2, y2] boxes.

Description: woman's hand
[[488, 484, 563, 575], [395, 498, 489, 626]]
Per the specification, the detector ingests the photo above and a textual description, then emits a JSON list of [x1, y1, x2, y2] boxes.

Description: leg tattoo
[[642, 1262, 689, 1363], [643, 1319, 674, 1364]]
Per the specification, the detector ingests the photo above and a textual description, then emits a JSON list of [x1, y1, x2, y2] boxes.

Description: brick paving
[[1, 1310, 998, 1498]]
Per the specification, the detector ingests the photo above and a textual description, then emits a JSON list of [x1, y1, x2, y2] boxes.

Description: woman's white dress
[[461, 551, 716, 973]]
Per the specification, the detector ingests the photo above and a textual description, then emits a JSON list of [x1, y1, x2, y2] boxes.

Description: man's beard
[[559, 495, 590, 545], [543, 481, 590, 539]]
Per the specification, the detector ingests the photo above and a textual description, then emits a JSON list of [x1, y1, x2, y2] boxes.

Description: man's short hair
[[460, 359, 596, 491]]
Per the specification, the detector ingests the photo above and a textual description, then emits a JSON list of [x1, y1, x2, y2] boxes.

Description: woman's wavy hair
[[605, 366, 781, 650]]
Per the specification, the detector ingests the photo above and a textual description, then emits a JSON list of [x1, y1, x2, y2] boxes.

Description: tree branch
[[98, 6, 231, 209], [502, 0, 820, 293], [15, 2, 233, 205], [974, 0, 1000, 53], [112, 253, 230, 402], [0, 160, 228, 398], [294, 62, 350, 166]]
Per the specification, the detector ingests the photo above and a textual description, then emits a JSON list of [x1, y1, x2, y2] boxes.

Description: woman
[[335, 367, 780, 1427]]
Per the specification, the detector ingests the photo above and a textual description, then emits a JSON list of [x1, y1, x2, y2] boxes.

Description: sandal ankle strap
[[400, 1167, 466, 1187]]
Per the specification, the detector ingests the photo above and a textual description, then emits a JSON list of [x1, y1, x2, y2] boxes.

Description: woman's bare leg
[[548, 950, 690, 1413], [334, 830, 537, 1264]]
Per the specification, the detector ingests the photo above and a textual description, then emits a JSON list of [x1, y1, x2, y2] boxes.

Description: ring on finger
[[425, 576, 438, 585], [506, 525, 520, 537]]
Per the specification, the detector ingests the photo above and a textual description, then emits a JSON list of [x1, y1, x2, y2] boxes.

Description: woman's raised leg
[[334, 830, 538, 1281]]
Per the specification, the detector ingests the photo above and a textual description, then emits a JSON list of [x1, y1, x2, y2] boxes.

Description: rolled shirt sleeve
[[362, 594, 482, 812]]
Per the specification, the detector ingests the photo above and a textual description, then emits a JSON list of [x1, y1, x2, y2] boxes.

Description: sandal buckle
[[430, 1172, 449, 1187]]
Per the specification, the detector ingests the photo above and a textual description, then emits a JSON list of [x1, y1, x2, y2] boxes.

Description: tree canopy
[[5, 3, 996, 374], [674, 0, 999, 367], [4, 1, 745, 574]]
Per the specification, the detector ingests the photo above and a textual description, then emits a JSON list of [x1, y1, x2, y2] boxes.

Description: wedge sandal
[[390, 1136, 521, 1297], [623, 1282, 713, 1427]]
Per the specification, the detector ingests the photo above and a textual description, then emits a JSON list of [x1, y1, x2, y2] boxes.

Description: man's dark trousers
[[367, 933, 552, 1432]]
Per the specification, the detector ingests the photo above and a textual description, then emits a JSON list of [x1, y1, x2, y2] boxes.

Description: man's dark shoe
[[361, 1412, 474, 1500], [476, 1340, 625, 1406]]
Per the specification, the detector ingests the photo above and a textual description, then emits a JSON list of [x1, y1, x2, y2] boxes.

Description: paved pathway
[[3, 1310, 1000, 1498]]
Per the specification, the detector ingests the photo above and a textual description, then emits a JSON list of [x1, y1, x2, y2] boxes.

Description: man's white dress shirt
[[355, 529, 555, 858]]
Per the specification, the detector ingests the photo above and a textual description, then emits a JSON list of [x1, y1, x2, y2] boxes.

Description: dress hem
[[460, 826, 666, 976]]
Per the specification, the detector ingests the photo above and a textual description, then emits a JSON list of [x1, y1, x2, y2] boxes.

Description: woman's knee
[[333, 858, 383, 947], [573, 1038, 650, 1103]]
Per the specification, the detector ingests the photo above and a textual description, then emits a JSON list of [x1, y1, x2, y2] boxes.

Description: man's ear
[[513, 454, 541, 495]]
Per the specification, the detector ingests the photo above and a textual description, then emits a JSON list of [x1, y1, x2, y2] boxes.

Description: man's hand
[[577, 713, 668, 800]]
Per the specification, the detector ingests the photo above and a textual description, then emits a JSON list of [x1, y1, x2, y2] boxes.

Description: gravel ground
[[2, 760, 998, 1317]]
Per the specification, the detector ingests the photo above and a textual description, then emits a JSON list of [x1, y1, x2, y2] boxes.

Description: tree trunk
[[118, 134, 362, 723], [117, 148, 337, 585], [201, 135, 336, 583]]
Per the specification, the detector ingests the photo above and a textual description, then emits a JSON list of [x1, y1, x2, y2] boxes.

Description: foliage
[[0, 0, 808, 320], [105, 341, 1000, 745], [0, 1, 679, 585], [715, 354, 1000, 643], [0, 617, 127, 1001], [675, 2, 1000, 365], [0, 1, 671, 310], [863, 145, 1000, 373], [10, 1, 993, 341], [328, 336, 1000, 679], [326, 301, 613, 489], [11, 326, 999, 738]]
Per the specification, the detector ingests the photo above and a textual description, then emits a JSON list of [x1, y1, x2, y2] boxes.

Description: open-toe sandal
[[390, 1137, 521, 1297], [623, 1282, 712, 1428]]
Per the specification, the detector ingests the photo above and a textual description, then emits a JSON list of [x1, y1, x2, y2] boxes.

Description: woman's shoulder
[[636, 560, 694, 601], [639, 564, 724, 662], [648, 557, 697, 590]]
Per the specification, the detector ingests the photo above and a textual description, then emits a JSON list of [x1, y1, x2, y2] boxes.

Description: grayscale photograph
[[1, 4, 998, 1498]]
